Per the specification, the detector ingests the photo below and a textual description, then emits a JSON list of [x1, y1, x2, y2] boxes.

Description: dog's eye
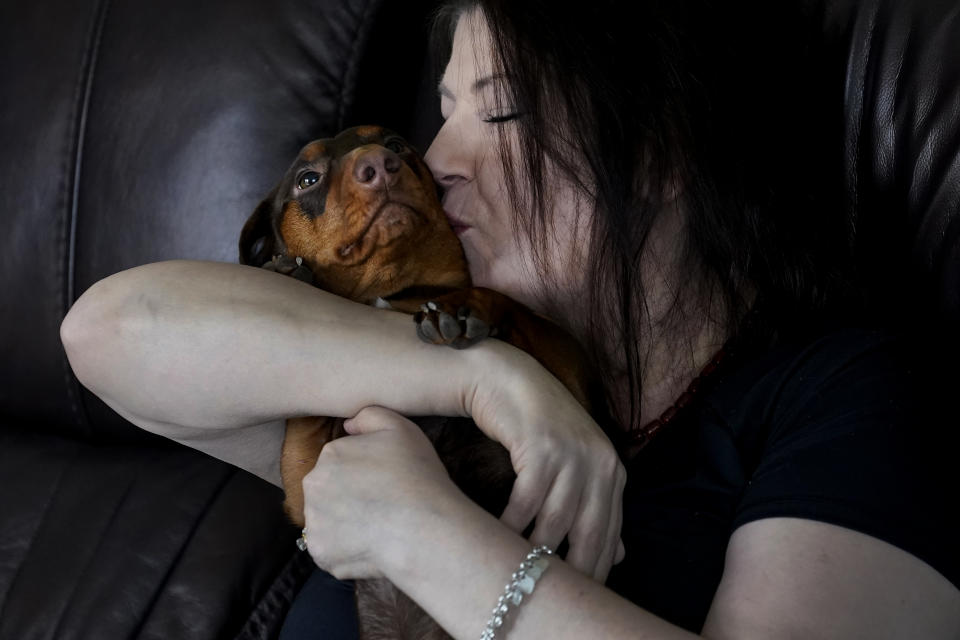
[[297, 171, 321, 190], [384, 139, 405, 154]]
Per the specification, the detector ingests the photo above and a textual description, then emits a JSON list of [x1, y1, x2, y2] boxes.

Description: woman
[[61, 0, 960, 638]]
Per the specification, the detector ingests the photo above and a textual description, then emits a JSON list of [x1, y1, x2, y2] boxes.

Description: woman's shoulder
[[612, 322, 959, 618], [702, 323, 960, 588], [710, 324, 940, 425], [704, 321, 959, 469]]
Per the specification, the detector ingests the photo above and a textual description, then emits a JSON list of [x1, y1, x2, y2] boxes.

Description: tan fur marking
[[353, 125, 383, 139], [279, 201, 328, 263], [301, 141, 327, 162]]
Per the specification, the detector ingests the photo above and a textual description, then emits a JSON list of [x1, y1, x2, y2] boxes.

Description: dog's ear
[[239, 190, 285, 267]]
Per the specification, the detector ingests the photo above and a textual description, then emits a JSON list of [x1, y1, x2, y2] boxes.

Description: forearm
[[61, 259, 482, 434], [384, 494, 698, 640]]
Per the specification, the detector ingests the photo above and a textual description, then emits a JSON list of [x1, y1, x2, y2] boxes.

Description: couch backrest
[[1, 0, 957, 441], [0, 0, 442, 441], [816, 0, 960, 327]]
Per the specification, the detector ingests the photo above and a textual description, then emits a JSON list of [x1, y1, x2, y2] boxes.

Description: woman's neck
[[605, 313, 728, 430]]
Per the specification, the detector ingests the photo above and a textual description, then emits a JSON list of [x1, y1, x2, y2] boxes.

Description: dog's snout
[[354, 148, 401, 188]]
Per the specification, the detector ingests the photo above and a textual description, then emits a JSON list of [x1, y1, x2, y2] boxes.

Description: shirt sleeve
[[731, 328, 960, 588]]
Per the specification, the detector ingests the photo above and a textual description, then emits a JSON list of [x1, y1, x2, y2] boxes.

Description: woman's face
[[425, 10, 588, 314]]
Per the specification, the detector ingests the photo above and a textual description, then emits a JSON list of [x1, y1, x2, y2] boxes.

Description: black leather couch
[[1, 0, 957, 638], [1, 1, 442, 638]]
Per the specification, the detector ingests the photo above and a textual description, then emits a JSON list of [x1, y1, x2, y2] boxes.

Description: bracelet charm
[[481, 545, 553, 640]]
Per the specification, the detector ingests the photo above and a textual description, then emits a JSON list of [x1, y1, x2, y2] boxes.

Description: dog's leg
[[280, 416, 343, 526], [405, 287, 596, 413]]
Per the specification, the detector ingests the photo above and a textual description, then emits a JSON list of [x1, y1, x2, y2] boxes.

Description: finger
[[595, 463, 627, 580], [343, 405, 413, 435], [563, 479, 608, 577], [593, 493, 622, 582], [500, 461, 552, 534], [302, 503, 327, 568], [328, 559, 382, 581], [529, 467, 583, 553]]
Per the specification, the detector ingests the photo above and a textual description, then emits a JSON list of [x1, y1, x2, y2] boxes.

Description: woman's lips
[[444, 209, 471, 236]]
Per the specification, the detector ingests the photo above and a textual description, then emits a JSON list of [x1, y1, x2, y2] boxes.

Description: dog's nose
[[353, 148, 401, 189]]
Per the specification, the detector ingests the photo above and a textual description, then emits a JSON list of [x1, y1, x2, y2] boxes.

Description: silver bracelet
[[481, 545, 554, 640]]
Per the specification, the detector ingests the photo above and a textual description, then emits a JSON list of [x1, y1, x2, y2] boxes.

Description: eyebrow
[[437, 73, 508, 100]]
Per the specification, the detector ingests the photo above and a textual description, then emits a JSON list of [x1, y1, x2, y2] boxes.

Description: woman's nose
[[424, 120, 470, 191]]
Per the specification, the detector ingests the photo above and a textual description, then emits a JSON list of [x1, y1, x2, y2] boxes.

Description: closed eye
[[482, 112, 522, 124]]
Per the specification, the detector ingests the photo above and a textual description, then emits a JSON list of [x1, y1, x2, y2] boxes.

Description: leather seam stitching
[[59, 0, 114, 438]]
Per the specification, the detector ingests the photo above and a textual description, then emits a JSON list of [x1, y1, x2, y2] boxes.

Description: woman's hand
[[300, 406, 464, 580], [467, 343, 627, 582], [299, 340, 627, 583]]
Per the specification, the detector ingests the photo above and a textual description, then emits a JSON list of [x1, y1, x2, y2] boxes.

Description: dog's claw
[[438, 311, 461, 340], [291, 264, 314, 284], [465, 316, 490, 340], [417, 316, 441, 343], [415, 298, 493, 348], [262, 254, 313, 284]]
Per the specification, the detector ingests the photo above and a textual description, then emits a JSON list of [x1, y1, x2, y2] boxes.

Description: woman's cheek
[[458, 234, 487, 283], [465, 235, 505, 287], [464, 226, 504, 281]]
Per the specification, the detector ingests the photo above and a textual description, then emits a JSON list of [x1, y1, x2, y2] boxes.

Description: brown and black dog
[[239, 125, 604, 640]]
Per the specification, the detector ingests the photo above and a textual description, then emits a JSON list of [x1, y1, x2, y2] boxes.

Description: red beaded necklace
[[625, 346, 729, 455]]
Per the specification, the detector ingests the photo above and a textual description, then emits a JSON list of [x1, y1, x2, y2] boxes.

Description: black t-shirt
[[606, 327, 960, 631]]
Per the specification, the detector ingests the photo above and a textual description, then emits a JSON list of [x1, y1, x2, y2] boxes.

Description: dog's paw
[[263, 255, 314, 285], [414, 300, 494, 349]]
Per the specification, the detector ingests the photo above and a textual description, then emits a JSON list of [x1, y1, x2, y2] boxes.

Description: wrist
[[463, 339, 536, 446], [380, 471, 481, 566], [377, 488, 535, 638]]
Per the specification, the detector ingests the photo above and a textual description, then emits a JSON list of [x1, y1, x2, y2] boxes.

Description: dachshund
[[239, 125, 604, 640]]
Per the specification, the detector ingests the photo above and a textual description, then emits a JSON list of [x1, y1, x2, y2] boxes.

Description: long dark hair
[[432, 0, 856, 430]]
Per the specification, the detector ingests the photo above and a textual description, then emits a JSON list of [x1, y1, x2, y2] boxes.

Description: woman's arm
[[308, 409, 960, 640], [387, 490, 960, 640], [60, 259, 486, 484], [62, 258, 625, 577], [381, 478, 695, 640]]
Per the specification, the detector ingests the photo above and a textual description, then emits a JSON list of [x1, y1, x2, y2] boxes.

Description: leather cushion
[[0, 423, 295, 639]]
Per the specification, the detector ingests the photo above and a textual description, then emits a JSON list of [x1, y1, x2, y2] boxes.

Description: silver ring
[[296, 528, 308, 551]]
